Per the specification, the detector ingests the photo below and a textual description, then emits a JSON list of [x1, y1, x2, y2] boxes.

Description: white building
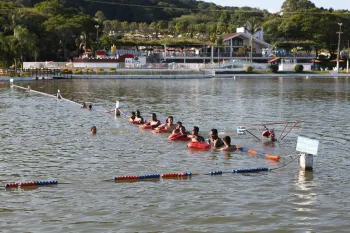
[[223, 27, 273, 56]]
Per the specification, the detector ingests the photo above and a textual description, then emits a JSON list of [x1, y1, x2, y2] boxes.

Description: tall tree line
[[1, 0, 350, 68]]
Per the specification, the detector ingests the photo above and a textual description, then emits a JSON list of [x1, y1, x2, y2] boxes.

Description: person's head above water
[[192, 126, 199, 134], [90, 126, 97, 134], [223, 136, 231, 145], [131, 111, 136, 116], [151, 113, 157, 121], [167, 116, 173, 124], [136, 110, 141, 117], [88, 104, 92, 110], [81, 102, 87, 108], [210, 128, 219, 139]]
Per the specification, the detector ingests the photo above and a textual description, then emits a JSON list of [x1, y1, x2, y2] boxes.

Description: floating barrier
[[4, 180, 58, 188], [236, 146, 280, 161], [161, 172, 192, 178], [207, 171, 223, 175], [114, 174, 161, 181], [232, 167, 269, 173], [113, 168, 269, 183]]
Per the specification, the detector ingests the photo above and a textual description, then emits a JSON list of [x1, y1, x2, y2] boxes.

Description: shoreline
[[1, 73, 350, 82]]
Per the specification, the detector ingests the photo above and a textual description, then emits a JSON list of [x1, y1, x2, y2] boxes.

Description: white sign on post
[[237, 126, 246, 135], [296, 136, 319, 155]]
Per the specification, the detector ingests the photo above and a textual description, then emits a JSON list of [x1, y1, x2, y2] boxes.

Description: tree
[[43, 14, 83, 59], [12, 25, 38, 71], [281, 0, 316, 13], [95, 10, 106, 23]]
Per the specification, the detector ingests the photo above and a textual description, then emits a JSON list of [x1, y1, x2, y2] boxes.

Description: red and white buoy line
[[6, 83, 302, 188]]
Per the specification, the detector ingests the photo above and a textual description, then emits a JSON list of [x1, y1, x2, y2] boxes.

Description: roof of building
[[223, 32, 273, 48]]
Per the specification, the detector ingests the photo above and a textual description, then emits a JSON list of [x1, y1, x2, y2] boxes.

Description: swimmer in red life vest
[[187, 126, 205, 142], [144, 113, 161, 129], [262, 125, 276, 142]]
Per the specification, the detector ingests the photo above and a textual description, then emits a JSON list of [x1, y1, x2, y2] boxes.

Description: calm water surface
[[1, 78, 350, 232]]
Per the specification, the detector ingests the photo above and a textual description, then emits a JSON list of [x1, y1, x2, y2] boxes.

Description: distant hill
[[13, 0, 235, 23]]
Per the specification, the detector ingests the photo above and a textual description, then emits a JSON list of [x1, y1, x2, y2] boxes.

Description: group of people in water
[[125, 110, 237, 152], [84, 104, 237, 151]]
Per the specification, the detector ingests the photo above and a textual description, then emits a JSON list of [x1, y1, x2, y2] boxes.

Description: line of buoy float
[[113, 168, 269, 182], [237, 146, 280, 161], [4, 180, 58, 188]]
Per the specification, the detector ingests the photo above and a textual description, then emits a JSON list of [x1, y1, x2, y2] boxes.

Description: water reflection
[[295, 170, 316, 210]]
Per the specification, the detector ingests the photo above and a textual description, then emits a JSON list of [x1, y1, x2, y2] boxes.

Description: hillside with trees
[[1, 0, 350, 68]]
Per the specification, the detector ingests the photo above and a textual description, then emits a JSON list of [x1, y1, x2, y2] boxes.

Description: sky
[[202, 0, 350, 13]]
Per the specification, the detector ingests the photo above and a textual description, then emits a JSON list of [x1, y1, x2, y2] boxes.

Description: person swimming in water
[[187, 126, 205, 142], [207, 128, 224, 149], [158, 116, 177, 133], [219, 136, 237, 152], [88, 104, 92, 110], [144, 113, 161, 129], [134, 110, 144, 124], [81, 102, 87, 108], [262, 125, 276, 142], [90, 126, 97, 135]]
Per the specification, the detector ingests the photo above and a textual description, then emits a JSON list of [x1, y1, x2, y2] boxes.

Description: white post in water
[[27, 85, 31, 91], [57, 90, 61, 99], [10, 78, 14, 87], [115, 100, 120, 117], [296, 136, 319, 171]]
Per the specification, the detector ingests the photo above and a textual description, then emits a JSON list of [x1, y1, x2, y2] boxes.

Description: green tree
[[95, 10, 106, 23], [281, 0, 316, 13], [12, 25, 38, 71]]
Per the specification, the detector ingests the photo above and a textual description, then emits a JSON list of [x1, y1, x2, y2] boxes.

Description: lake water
[[1, 78, 349, 232]]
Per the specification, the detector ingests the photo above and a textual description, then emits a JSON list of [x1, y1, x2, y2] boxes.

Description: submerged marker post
[[57, 90, 62, 99], [296, 136, 319, 171], [115, 100, 120, 117]]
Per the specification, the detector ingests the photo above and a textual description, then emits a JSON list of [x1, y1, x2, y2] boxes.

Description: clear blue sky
[[202, 0, 350, 13]]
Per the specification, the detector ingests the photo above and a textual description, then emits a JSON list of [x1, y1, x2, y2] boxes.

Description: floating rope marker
[[237, 146, 280, 161], [232, 167, 269, 173], [114, 174, 161, 181], [4, 180, 58, 188], [208, 171, 223, 175]]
